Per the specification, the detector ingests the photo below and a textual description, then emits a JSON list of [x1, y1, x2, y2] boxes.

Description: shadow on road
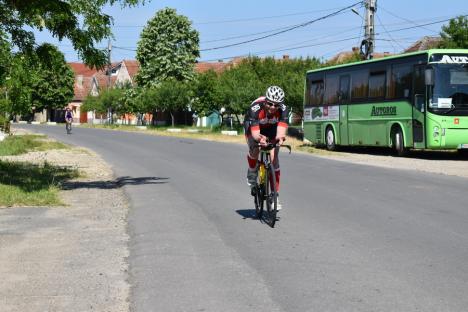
[[62, 176, 169, 190], [236, 209, 257, 220]]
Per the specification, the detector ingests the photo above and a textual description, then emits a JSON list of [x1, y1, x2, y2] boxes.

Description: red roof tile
[[68, 62, 98, 77]]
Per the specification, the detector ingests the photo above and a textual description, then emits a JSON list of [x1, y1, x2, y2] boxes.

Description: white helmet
[[265, 86, 285, 104]]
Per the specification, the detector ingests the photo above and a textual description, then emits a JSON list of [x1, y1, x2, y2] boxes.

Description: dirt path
[[0, 133, 130, 311]]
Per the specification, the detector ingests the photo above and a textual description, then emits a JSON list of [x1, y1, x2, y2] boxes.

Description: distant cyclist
[[244, 86, 288, 210], [65, 107, 73, 134]]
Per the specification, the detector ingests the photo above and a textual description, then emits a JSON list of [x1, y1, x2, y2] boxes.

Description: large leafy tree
[[0, 0, 147, 68], [217, 62, 262, 126], [0, 30, 10, 86], [192, 70, 221, 117], [152, 79, 192, 127], [136, 8, 199, 87], [32, 44, 74, 115], [5, 54, 37, 118], [439, 16, 468, 49]]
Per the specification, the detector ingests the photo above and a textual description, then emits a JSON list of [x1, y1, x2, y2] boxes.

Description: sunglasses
[[265, 101, 280, 108]]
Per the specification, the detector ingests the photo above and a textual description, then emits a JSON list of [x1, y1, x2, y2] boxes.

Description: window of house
[[369, 71, 386, 98]]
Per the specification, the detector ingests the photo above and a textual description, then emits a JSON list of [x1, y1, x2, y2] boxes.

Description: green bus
[[303, 49, 468, 156]]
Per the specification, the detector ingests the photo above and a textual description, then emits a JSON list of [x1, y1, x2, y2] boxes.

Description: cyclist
[[65, 107, 73, 134], [244, 86, 288, 210]]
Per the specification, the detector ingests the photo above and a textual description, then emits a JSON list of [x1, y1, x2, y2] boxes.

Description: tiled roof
[[68, 62, 97, 77], [327, 48, 391, 64], [195, 62, 229, 74], [404, 36, 442, 53], [73, 76, 94, 101], [122, 59, 140, 78]]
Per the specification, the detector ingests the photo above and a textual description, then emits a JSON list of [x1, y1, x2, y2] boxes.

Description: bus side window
[[389, 63, 412, 99], [351, 70, 368, 101], [325, 74, 339, 105], [369, 71, 386, 98], [310, 80, 324, 106]]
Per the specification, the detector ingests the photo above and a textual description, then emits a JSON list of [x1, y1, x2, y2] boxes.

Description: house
[[68, 62, 98, 123], [404, 36, 442, 53]]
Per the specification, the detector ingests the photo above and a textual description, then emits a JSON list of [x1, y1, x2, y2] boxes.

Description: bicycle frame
[[254, 143, 291, 227]]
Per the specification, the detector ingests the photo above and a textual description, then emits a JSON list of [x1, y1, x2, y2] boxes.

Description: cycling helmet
[[265, 86, 285, 104]]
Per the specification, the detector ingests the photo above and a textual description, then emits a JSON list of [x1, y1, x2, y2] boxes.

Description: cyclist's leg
[[271, 147, 280, 192], [246, 135, 259, 187]]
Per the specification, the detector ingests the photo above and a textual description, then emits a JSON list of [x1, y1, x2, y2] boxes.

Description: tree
[[217, 60, 262, 118], [191, 70, 221, 117], [152, 79, 191, 127], [82, 87, 125, 122], [136, 8, 199, 87], [439, 16, 468, 49], [5, 55, 37, 119], [0, 0, 147, 68], [31, 44, 74, 119], [0, 30, 11, 86]]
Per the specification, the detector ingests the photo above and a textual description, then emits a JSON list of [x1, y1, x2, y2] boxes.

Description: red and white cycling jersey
[[244, 96, 288, 138]]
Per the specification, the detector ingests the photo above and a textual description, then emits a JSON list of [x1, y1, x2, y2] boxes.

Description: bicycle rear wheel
[[264, 165, 278, 227]]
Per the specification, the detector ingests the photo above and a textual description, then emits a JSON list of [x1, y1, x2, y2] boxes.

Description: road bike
[[253, 143, 291, 228]]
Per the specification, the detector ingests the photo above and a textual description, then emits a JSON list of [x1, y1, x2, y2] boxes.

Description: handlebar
[[258, 143, 291, 154]]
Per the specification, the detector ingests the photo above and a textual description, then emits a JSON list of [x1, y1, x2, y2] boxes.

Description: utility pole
[[107, 39, 112, 124], [360, 0, 377, 60]]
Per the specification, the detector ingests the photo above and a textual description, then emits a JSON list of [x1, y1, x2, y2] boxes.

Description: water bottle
[[258, 164, 265, 184]]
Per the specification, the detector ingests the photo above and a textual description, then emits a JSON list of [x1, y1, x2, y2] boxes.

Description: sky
[[33, 0, 468, 64]]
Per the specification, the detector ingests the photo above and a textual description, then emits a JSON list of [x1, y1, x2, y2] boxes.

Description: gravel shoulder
[[0, 130, 130, 311]]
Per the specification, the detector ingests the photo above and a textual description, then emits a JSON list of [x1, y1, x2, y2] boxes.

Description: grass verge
[[0, 161, 79, 207], [0, 134, 69, 156]]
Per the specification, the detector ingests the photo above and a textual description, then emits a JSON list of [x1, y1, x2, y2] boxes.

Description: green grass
[[0, 161, 79, 207], [0, 134, 69, 156]]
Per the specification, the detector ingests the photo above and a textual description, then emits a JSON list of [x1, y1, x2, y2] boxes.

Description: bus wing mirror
[[425, 68, 434, 86]]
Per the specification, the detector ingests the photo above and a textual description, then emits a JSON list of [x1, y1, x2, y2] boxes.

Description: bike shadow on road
[[62, 176, 169, 190], [236, 209, 257, 220]]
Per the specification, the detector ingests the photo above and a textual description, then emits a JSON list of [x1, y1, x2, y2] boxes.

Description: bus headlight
[[433, 126, 440, 138]]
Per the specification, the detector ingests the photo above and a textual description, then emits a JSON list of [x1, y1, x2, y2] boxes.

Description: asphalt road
[[16, 124, 468, 312]]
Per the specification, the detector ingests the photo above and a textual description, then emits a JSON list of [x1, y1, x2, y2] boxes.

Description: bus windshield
[[429, 63, 468, 116]]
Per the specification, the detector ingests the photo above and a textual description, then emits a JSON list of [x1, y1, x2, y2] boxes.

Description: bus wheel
[[325, 127, 336, 151], [393, 128, 408, 157]]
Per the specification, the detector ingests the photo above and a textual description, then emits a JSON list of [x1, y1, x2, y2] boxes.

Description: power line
[[384, 15, 467, 34], [200, 36, 361, 62], [200, 1, 364, 51], [376, 13, 405, 52], [194, 6, 351, 25], [379, 5, 439, 34], [111, 5, 359, 28], [115, 13, 465, 63]]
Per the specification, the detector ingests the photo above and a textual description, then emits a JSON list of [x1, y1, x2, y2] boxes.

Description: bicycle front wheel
[[265, 165, 278, 227]]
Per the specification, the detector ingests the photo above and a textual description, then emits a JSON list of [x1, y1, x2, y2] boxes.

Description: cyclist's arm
[[247, 103, 267, 145], [276, 104, 289, 144]]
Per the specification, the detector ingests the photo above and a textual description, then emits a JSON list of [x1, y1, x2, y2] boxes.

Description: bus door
[[413, 65, 426, 148], [339, 75, 350, 145]]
